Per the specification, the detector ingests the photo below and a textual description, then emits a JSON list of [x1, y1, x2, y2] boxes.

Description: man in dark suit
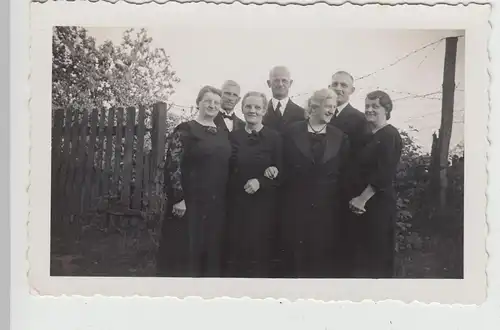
[[263, 66, 305, 278], [263, 66, 305, 133], [328, 71, 369, 278], [214, 80, 245, 132], [215, 80, 245, 277], [328, 71, 368, 154]]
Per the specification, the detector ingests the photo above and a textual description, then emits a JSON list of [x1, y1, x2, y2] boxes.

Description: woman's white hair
[[241, 91, 268, 111], [304, 88, 337, 118]]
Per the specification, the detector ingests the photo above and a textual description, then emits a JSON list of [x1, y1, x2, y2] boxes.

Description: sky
[[86, 27, 465, 153]]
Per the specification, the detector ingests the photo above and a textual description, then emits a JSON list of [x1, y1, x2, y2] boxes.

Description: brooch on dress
[[205, 126, 218, 135], [248, 130, 262, 145]]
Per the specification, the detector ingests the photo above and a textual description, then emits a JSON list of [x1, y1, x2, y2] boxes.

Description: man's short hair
[[222, 80, 240, 90], [332, 70, 355, 84]]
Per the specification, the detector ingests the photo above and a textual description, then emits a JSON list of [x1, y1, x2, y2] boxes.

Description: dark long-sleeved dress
[[280, 121, 350, 278], [346, 124, 403, 278], [156, 120, 231, 277], [224, 127, 282, 278]]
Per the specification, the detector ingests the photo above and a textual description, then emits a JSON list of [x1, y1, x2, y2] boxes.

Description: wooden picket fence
[[51, 102, 169, 225]]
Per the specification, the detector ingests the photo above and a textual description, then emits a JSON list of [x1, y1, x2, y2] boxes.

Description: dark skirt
[[157, 197, 226, 277], [281, 183, 341, 278], [345, 192, 396, 278], [223, 190, 276, 278]]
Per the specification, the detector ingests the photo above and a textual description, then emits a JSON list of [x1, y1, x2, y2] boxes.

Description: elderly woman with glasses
[[280, 88, 351, 278], [346, 90, 403, 278], [156, 85, 232, 278], [223, 91, 283, 278]]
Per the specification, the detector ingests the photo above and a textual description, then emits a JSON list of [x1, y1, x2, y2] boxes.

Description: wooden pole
[[151, 102, 168, 171], [437, 36, 458, 210], [132, 106, 147, 209], [121, 107, 136, 206], [430, 132, 440, 194], [151, 102, 168, 213]]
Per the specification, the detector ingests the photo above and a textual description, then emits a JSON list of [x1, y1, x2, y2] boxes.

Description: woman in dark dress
[[347, 90, 403, 278], [281, 88, 350, 278], [224, 92, 282, 278], [156, 85, 232, 277]]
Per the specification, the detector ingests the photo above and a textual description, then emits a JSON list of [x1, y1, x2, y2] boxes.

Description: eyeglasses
[[201, 99, 221, 106]]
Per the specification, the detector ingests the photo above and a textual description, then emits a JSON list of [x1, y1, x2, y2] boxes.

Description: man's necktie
[[333, 108, 339, 118], [275, 102, 282, 118]]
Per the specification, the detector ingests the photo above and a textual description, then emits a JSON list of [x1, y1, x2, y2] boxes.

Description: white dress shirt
[[336, 102, 349, 117], [221, 111, 234, 132], [271, 97, 290, 116]]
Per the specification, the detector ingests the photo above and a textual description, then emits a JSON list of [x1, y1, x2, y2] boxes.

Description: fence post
[[73, 109, 89, 215], [51, 109, 65, 223], [102, 108, 115, 198], [121, 107, 136, 207], [95, 109, 107, 200], [430, 132, 439, 195], [63, 110, 82, 220], [132, 106, 147, 209], [151, 102, 167, 167], [151, 102, 168, 212], [58, 108, 73, 221], [112, 108, 125, 199]]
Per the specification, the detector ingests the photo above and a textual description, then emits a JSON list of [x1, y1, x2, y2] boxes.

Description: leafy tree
[[52, 26, 111, 112], [107, 28, 180, 108], [53, 26, 186, 154], [52, 27, 180, 111]]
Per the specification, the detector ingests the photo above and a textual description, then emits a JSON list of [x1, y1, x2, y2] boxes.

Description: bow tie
[[221, 113, 233, 120]]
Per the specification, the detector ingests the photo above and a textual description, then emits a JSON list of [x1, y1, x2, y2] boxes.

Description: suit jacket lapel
[[332, 104, 348, 125], [265, 101, 277, 122], [214, 113, 229, 132], [291, 121, 314, 162], [282, 99, 296, 122], [231, 114, 238, 131], [232, 114, 244, 131], [322, 125, 342, 164]]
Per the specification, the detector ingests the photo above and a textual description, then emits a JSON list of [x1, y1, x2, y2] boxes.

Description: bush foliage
[[394, 129, 464, 255]]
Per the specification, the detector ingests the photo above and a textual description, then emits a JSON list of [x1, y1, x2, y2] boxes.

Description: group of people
[[155, 66, 403, 279]]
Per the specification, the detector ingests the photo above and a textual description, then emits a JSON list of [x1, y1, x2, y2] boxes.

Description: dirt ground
[[50, 216, 463, 279]]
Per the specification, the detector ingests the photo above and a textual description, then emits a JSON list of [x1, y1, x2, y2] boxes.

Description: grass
[[50, 213, 463, 278]]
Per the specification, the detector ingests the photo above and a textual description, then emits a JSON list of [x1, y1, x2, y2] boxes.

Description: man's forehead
[[222, 83, 240, 92], [332, 73, 354, 83], [270, 68, 291, 79]]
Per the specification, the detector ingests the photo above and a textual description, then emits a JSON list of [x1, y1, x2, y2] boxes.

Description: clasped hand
[[173, 200, 186, 217], [244, 179, 260, 194], [264, 166, 279, 180], [349, 196, 367, 215]]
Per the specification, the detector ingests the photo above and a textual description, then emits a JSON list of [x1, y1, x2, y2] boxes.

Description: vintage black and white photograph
[[28, 2, 489, 302], [48, 25, 466, 279]]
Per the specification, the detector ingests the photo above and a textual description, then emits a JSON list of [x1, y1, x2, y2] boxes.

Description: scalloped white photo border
[[24, 0, 491, 307]]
